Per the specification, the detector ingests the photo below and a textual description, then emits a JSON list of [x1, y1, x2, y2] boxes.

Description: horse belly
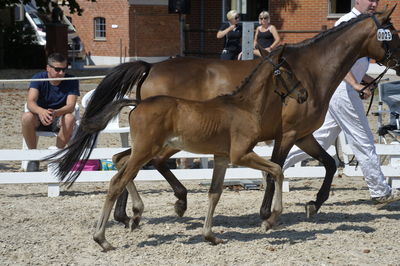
[[166, 135, 230, 156]]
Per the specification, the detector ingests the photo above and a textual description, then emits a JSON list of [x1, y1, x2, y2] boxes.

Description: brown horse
[[50, 50, 307, 250], [47, 7, 400, 240], [111, 6, 400, 226]]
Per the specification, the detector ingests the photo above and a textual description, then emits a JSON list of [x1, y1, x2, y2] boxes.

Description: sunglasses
[[235, 15, 240, 19], [259, 17, 268, 20], [48, 64, 67, 72]]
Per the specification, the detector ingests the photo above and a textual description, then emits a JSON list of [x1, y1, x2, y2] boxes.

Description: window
[[223, 0, 268, 22], [94, 17, 106, 40], [328, 0, 354, 17]]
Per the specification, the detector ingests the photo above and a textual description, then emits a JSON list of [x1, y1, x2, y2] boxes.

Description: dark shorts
[[37, 116, 61, 133]]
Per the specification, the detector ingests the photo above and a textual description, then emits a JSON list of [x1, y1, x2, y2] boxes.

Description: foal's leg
[[94, 146, 159, 251], [112, 148, 189, 224], [231, 150, 283, 230], [203, 155, 229, 245], [294, 135, 337, 217], [93, 163, 140, 251], [260, 136, 295, 223], [112, 149, 132, 227]]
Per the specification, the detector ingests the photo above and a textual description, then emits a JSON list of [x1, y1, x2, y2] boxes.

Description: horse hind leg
[[125, 180, 144, 230], [203, 155, 229, 245], [93, 163, 140, 251], [112, 149, 132, 227], [93, 146, 160, 251], [152, 148, 188, 217]]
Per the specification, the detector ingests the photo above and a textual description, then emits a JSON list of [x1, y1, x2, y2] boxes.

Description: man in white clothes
[[283, 0, 400, 205]]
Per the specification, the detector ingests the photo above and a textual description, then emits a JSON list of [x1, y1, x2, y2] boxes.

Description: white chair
[[21, 103, 81, 170], [81, 89, 130, 147]]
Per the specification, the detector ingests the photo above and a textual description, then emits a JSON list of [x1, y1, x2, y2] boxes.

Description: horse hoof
[[305, 201, 318, 218], [130, 216, 141, 231], [94, 237, 116, 252], [261, 220, 273, 231], [102, 242, 115, 252], [204, 235, 224, 245], [174, 199, 187, 217]]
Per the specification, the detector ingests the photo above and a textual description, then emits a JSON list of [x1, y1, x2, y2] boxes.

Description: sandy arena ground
[[0, 68, 400, 265]]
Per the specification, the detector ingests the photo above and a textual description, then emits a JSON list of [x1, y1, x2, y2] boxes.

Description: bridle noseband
[[265, 56, 302, 102], [371, 13, 399, 67]]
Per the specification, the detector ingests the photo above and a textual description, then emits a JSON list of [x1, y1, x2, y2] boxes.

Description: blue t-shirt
[[29, 72, 80, 109]]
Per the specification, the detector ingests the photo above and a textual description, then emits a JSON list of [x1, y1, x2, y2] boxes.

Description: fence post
[[241, 22, 254, 60]]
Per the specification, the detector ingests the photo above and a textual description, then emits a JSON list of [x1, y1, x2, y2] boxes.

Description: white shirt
[[335, 8, 370, 88]]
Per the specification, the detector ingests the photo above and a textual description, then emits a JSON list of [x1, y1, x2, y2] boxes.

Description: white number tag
[[377, 29, 392, 41]]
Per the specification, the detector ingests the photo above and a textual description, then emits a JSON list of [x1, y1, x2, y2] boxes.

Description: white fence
[[0, 144, 339, 197], [2, 133, 400, 197]]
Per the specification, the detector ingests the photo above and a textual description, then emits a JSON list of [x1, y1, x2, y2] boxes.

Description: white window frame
[[328, 0, 355, 18], [94, 17, 106, 40]]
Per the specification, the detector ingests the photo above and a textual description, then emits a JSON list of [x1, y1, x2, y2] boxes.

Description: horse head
[[270, 47, 308, 104], [367, 5, 400, 76]]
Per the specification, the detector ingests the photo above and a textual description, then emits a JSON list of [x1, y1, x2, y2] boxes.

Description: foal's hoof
[[130, 216, 141, 231], [305, 201, 318, 218], [261, 220, 274, 231], [94, 237, 116, 252], [204, 235, 224, 245], [174, 199, 187, 217]]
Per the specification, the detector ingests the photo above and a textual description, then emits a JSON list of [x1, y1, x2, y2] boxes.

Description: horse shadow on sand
[[135, 201, 400, 247]]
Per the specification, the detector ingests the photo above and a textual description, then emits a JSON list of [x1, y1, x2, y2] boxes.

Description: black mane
[[287, 13, 371, 49]]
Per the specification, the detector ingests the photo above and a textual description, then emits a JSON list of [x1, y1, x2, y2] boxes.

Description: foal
[[88, 51, 307, 251]]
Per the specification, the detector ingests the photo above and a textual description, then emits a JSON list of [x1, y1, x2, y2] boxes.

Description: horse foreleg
[[231, 150, 283, 231], [125, 180, 144, 230], [260, 137, 293, 222], [93, 163, 140, 252], [203, 155, 229, 245], [295, 135, 337, 217], [112, 149, 132, 227]]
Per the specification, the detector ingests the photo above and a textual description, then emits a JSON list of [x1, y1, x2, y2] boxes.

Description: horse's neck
[[231, 62, 273, 112], [288, 20, 372, 103]]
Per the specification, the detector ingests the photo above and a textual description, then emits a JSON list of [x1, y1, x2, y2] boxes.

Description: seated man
[[21, 53, 80, 171]]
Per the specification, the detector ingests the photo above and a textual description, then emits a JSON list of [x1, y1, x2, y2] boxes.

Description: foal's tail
[[44, 61, 150, 186], [45, 98, 139, 186]]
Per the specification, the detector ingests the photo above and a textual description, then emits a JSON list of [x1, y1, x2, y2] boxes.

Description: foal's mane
[[287, 13, 373, 49], [220, 51, 280, 98]]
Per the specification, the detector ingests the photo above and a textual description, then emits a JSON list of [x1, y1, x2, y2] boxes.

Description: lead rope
[[335, 65, 390, 167]]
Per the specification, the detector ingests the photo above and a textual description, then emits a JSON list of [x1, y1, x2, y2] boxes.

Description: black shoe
[[27, 161, 40, 172]]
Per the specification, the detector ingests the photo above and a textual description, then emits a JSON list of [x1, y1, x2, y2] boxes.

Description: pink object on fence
[[71, 160, 101, 171]]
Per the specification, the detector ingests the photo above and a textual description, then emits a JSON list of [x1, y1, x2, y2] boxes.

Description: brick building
[[67, 0, 400, 65]]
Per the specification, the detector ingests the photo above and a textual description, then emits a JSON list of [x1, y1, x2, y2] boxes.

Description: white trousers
[[283, 85, 391, 198]]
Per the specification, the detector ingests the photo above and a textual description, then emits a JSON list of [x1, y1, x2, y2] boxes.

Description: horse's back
[[141, 57, 261, 100]]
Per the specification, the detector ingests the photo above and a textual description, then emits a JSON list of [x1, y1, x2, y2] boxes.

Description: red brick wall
[[66, 0, 130, 58], [65, 0, 400, 61], [270, 0, 400, 44], [128, 5, 180, 57], [65, 1, 180, 59]]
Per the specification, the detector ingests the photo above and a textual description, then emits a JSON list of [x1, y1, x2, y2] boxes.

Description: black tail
[[44, 60, 150, 186]]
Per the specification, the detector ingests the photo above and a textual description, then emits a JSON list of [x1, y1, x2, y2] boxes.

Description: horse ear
[[255, 43, 269, 58], [382, 4, 396, 20], [277, 44, 286, 59]]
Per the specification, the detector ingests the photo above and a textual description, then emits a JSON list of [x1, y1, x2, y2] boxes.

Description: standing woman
[[217, 10, 242, 60], [253, 11, 280, 57]]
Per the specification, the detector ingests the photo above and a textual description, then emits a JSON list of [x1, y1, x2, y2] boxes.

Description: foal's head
[[269, 48, 308, 104], [366, 6, 400, 75]]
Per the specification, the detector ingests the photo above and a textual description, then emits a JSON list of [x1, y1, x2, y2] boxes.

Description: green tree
[[0, 0, 96, 16]]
